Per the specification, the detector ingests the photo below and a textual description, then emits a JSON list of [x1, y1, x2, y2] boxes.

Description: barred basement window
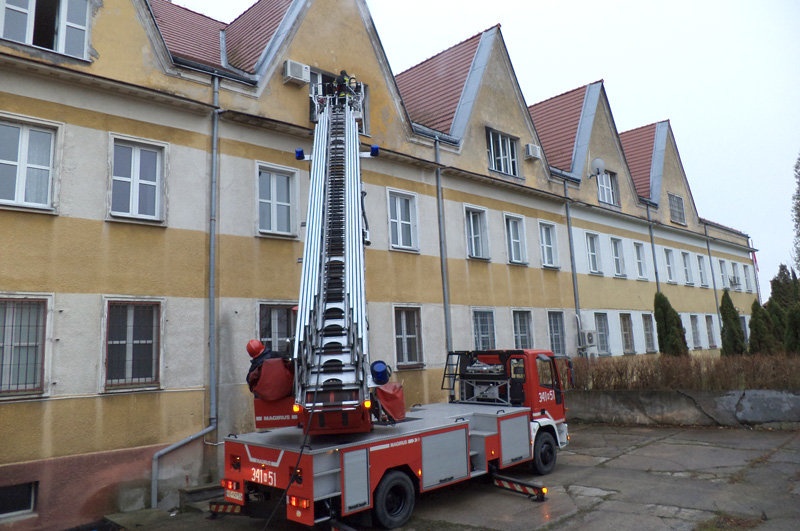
[[690, 315, 701, 349], [512, 310, 533, 349], [0, 299, 45, 394], [594, 313, 609, 354], [668, 193, 685, 224], [548, 311, 565, 355], [642, 314, 656, 352], [105, 302, 159, 388], [473, 310, 495, 350], [620, 313, 635, 354], [706, 315, 716, 348], [259, 304, 294, 356], [395, 307, 422, 365]]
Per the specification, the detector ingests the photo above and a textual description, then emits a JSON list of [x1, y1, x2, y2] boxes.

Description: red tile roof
[[224, 0, 294, 73], [619, 122, 658, 199], [395, 29, 487, 134], [150, 0, 226, 69], [528, 84, 588, 172]]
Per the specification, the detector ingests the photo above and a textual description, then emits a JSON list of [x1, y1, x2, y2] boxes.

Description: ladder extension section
[[294, 91, 369, 412]]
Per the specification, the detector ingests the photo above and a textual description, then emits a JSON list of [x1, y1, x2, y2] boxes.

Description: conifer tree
[[748, 300, 778, 354], [720, 289, 745, 356], [766, 301, 787, 345], [654, 292, 689, 356], [793, 152, 800, 270], [785, 303, 800, 355], [770, 264, 800, 310]]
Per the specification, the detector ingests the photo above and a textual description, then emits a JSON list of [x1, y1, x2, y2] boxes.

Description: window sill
[[623, 351, 636, 356], [685, 283, 694, 287], [541, 264, 560, 270], [257, 230, 298, 240], [645, 349, 658, 354], [0, 390, 45, 401], [103, 384, 161, 394], [508, 260, 528, 267], [670, 220, 687, 227], [701, 284, 710, 288], [468, 255, 491, 261], [107, 214, 167, 227], [0, 38, 91, 64], [588, 271, 604, 276], [396, 363, 425, 371], [598, 200, 621, 209], [636, 276, 649, 281], [488, 168, 522, 180], [390, 245, 420, 254], [666, 280, 677, 285], [614, 274, 627, 279], [0, 202, 57, 216]]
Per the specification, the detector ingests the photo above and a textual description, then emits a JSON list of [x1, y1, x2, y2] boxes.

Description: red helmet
[[246, 339, 265, 358]]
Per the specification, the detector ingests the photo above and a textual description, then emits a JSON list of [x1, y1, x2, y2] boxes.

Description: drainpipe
[[562, 180, 582, 350], [704, 224, 721, 326], [646, 204, 660, 292], [434, 137, 453, 357], [750, 237, 762, 304], [151, 75, 221, 508]]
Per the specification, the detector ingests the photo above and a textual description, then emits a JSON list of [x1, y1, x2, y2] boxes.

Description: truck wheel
[[373, 470, 415, 529], [532, 431, 557, 475]]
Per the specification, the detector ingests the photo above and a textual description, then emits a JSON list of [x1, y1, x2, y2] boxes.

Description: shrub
[[748, 300, 779, 354], [720, 289, 745, 356], [786, 303, 800, 355], [654, 292, 689, 356]]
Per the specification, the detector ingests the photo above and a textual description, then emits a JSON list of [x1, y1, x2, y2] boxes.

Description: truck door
[[534, 355, 565, 420]]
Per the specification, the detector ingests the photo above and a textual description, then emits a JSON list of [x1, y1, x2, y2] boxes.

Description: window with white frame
[[719, 260, 728, 288], [706, 315, 716, 347], [395, 307, 422, 365], [539, 222, 557, 267], [744, 264, 752, 292], [105, 301, 159, 388], [111, 140, 163, 220], [620, 313, 635, 354], [259, 304, 294, 356], [664, 249, 675, 282], [740, 315, 748, 343], [634, 243, 646, 278], [586, 233, 601, 274], [486, 129, 518, 176], [0, 119, 54, 208], [594, 313, 610, 354], [0, 299, 45, 394], [388, 190, 417, 250], [642, 314, 656, 352], [0, 482, 37, 520], [611, 238, 625, 276], [732, 263, 741, 290], [682, 252, 693, 284], [473, 309, 495, 350], [512, 310, 533, 349], [505, 214, 526, 264], [1, 0, 89, 58], [548, 311, 565, 355], [690, 315, 701, 349], [697, 255, 708, 286], [465, 206, 489, 259], [597, 172, 618, 205], [258, 167, 294, 234], [668, 193, 685, 224]]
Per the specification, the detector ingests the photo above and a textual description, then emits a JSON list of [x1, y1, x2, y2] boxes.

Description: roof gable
[[224, 0, 294, 73], [619, 122, 658, 199], [149, 0, 226, 69], [528, 83, 592, 173]]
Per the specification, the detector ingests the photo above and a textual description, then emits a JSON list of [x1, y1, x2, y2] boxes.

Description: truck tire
[[532, 431, 557, 475], [373, 470, 415, 529]]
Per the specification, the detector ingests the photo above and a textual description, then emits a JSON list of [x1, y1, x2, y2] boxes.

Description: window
[[594, 313, 610, 354], [473, 310, 495, 350], [258, 167, 293, 234], [111, 140, 163, 220], [105, 301, 159, 388], [512, 310, 533, 349], [611, 238, 625, 276], [259, 304, 294, 356], [744, 264, 752, 292], [634, 243, 646, 278], [388, 190, 417, 250], [697, 256, 708, 286], [394, 307, 422, 365], [690, 315, 701, 349], [597, 172, 618, 205], [740, 316, 748, 343], [539, 222, 557, 267], [642, 314, 655, 352], [465, 206, 489, 259], [620, 313, 635, 354], [719, 260, 728, 288], [547, 311, 565, 355], [1, 0, 89, 58], [0, 299, 45, 394], [586, 233, 601, 274], [0, 482, 36, 519], [0, 120, 54, 208], [732, 263, 741, 290], [486, 129, 518, 176], [505, 214, 526, 264], [664, 249, 674, 282], [682, 252, 693, 285], [706, 315, 716, 348], [668, 193, 685, 224]]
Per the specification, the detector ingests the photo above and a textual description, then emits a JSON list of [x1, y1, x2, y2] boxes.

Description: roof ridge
[[396, 24, 499, 77], [529, 79, 603, 109], [162, 0, 226, 25], [620, 120, 667, 136]]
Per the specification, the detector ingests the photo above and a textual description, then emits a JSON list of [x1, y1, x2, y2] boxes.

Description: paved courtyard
[[112, 424, 800, 530]]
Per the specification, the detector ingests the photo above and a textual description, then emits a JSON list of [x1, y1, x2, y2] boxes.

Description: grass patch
[[694, 511, 763, 530]]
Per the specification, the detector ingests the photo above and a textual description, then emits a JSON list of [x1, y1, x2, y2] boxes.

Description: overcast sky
[[176, 0, 800, 300]]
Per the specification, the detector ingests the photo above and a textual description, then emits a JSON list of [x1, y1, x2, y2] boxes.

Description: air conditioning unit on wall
[[283, 60, 310, 85], [579, 330, 597, 348], [524, 143, 542, 160]]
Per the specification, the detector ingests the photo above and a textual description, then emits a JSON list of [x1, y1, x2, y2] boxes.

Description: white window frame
[[257, 162, 296, 236], [486, 129, 518, 176], [387, 188, 418, 251], [611, 238, 625, 277], [642, 314, 656, 352], [109, 135, 166, 222], [0, 0, 90, 59], [102, 296, 163, 390], [258, 302, 295, 356], [682, 252, 693, 285], [690, 314, 701, 349], [668, 193, 686, 225], [706, 315, 716, 348], [547, 311, 565, 356], [504, 213, 526, 264], [697, 255, 708, 286], [634, 242, 646, 279], [744, 264, 752, 292], [538, 221, 558, 268], [586, 233, 601, 274], [472, 308, 496, 350], [512, 309, 533, 349], [620, 313, 635, 354], [597, 172, 618, 205], [719, 260, 728, 289], [0, 296, 50, 396], [594, 312, 610, 355], [394, 305, 423, 366], [664, 249, 675, 282], [0, 116, 56, 209], [732, 263, 741, 291], [464, 205, 489, 259]]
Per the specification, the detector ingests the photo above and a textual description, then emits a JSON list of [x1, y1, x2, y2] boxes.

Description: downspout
[[704, 224, 721, 326], [151, 76, 221, 508], [750, 237, 762, 304], [646, 204, 660, 292], [563, 180, 582, 350], [434, 137, 453, 359]]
